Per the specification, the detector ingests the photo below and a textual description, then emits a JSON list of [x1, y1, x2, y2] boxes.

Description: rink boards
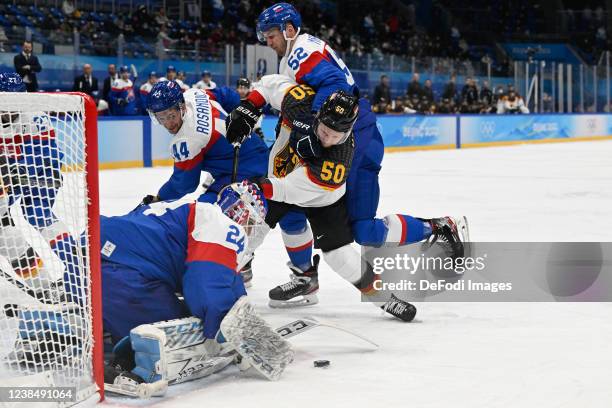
[[54, 113, 612, 169]]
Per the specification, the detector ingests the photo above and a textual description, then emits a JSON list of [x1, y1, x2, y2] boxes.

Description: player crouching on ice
[[226, 77, 470, 322], [98, 183, 291, 397]]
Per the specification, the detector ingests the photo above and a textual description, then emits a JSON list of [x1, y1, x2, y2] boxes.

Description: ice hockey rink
[[97, 140, 612, 408]]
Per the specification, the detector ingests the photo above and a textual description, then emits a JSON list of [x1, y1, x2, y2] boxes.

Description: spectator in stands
[[139, 71, 158, 114], [460, 77, 479, 112], [406, 73, 422, 99], [0, 27, 7, 53], [442, 74, 457, 102], [422, 79, 434, 104], [155, 9, 170, 27], [109, 65, 138, 116], [14, 41, 41, 92], [102, 64, 118, 103], [193, 71, 216, 90], [73, 64, 98, 97], [373, 74, 392, 108], [480, 80, 493, 108]]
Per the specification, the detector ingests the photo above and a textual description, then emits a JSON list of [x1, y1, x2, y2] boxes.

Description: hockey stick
[[276, 316, 379, 348], [231, 143, 240, 183]]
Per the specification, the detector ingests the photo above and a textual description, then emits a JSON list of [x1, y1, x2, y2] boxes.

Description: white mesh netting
[[0, 93, 97, 405]]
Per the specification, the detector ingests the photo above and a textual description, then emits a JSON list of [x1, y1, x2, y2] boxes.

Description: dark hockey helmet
[[315, 91, 359, 134], [236, 77, 251, 88]]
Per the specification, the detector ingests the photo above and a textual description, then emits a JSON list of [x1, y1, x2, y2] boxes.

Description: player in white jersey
[[138, 71, 158, 114], [109, 65, 138, 115], [158, 65, 189, 92], [140, 80, 269, 218], [193, 70, 217, 90]]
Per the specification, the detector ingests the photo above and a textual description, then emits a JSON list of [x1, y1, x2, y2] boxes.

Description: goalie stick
[[276, 316, 379, 348]]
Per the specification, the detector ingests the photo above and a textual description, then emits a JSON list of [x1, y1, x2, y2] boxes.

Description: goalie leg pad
[[220, 296, 294, 381], [129, 317, 230, 386]]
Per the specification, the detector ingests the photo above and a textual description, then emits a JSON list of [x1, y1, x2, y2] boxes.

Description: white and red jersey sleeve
[[247, 74, 297, 110]]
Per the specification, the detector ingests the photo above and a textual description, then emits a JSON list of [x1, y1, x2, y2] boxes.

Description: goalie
[[98, 182, 292, 397]]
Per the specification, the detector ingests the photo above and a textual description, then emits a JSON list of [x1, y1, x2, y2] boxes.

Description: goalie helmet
[[218, 181, 267, 235], [0, 72, 26, 92], [256, 3, 302, 43]]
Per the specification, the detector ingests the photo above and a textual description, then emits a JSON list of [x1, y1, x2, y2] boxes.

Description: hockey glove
[[135, 194, 159, 210], [225, 100, 262, 145], [289, 115, 322, 160]]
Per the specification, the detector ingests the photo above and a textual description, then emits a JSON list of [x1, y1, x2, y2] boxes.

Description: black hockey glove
[[289, 115, 322, 160], [225, 100, 262, 145], [135, 194, 160, 210]]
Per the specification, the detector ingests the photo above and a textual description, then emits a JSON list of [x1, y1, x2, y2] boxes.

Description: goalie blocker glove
[[225, 100, 262, 145]]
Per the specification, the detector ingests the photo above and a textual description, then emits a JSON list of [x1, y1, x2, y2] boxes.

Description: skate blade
[[268, 294, 319, 308]]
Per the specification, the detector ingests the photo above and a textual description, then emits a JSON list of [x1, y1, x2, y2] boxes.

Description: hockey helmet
[[147, 81, 185, 128], [256, 3, 301, 43], [316, 91, 359, 136], [236, 77, 251, 88]]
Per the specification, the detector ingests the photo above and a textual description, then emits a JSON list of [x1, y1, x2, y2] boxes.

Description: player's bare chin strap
[[322, 245, 382, 303]]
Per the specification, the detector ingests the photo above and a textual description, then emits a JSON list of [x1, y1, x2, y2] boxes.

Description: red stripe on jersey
[[295, 51, 329, 84], [187, 241, 237, 270], [140, 89, 150, 95], [186, 203, 237, 270], [247, 90, 266, 108], [174, 109, 222, 171], [305, 166, 343, 190], [205, 90, 217, 101], [111, 86, 132, 92], [397, 214, 407, 243], [175, 148, 205, 171], [286, 240, 313, 252]]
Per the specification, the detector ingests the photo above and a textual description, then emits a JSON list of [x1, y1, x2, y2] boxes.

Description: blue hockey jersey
[[100, 199, 247, 338], [206, 86, 242, 114]]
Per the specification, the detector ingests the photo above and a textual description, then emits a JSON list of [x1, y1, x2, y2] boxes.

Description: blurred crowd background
[[0, 0, 610, 114]]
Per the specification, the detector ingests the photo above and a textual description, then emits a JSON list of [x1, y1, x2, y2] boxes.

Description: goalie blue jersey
[[100, 199, 247, 338]]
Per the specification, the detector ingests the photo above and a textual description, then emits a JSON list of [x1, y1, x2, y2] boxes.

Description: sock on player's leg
[[281, 225, 313, 272], [383, 214, 432, 245], [352, 215, 432, 247]]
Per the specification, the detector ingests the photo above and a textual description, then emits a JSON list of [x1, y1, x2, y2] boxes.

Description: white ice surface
[[99, 141, 612, 408]]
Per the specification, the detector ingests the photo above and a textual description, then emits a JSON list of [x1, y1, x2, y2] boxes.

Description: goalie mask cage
[[0, 92, 103, 405]]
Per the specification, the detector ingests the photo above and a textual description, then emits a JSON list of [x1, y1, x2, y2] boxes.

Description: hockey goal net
[[0, 92, 103, 404]]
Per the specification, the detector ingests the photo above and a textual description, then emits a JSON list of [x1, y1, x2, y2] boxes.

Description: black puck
[[314, 360, 330, 368]]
